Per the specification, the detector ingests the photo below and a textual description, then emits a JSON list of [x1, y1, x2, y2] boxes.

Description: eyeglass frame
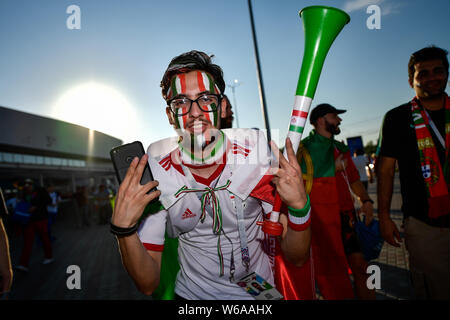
[[166, 93, 223, 116]]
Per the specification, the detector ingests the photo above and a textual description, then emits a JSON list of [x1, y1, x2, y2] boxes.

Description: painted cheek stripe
[[175, 106, 189, 129], [182, 110, 188, 129], [203, 107, 212, 123]]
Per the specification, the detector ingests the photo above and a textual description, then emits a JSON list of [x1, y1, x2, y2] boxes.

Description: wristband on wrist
[[110, 221, 139, 237], [287, 195, 311, 231]]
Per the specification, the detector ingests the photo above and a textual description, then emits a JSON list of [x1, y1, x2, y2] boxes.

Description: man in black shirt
[[377, 46, 450, 299]]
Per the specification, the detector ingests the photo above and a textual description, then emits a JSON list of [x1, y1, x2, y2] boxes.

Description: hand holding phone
[[110, 142, 160, 229]]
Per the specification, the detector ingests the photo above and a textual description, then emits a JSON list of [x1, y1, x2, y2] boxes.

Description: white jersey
[[138, 129, 276, 300]]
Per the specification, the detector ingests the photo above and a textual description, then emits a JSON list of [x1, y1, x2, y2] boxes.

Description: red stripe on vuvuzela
[[292, 110, 308, 118]]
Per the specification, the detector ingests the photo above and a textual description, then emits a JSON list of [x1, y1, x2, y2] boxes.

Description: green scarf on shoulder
[[300, 130, 348, 177]]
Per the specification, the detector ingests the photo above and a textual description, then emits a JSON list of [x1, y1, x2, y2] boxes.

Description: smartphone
[[110, 141, 156, 193]]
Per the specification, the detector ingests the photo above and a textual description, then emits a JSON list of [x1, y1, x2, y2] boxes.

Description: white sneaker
[[15, 265, 29, 272], [42, 258, 55, 265]]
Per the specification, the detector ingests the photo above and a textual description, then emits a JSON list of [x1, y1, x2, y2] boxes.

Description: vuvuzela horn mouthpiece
[[297, 6, 350, 99]]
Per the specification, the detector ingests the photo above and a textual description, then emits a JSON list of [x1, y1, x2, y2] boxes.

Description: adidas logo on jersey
[[181, 208, 196, 220]]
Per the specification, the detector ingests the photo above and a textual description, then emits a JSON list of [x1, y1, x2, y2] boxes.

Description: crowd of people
[[0, 179, 115, 296], [1, 44, 448, 300], [73, 184, 114, 228], [109, 46, 449, 301]]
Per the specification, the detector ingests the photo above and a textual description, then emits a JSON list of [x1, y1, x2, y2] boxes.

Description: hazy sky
[[1, 0, 449, 149]]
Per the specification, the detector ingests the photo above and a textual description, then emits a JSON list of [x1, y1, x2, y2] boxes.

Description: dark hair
[[160, 50, 226, 100], [408, 46, 449, 84], [220, 94, 233, 129]]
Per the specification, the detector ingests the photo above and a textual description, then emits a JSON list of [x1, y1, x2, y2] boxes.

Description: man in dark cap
[[295, 103, 375, 300], [309, 103, 347, 136]]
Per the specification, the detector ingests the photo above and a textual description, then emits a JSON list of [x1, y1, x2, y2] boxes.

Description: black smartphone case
[[110, 141, 155, 191]]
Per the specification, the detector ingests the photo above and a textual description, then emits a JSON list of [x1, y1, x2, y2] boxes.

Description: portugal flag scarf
[[291, 130, 354, 299], [411, 95, 450, 219]]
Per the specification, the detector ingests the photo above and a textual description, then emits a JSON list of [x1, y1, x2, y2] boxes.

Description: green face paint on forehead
[[166, 71, 221, 100], [167, 73, 187, 100], [168, 71, 222, 129]]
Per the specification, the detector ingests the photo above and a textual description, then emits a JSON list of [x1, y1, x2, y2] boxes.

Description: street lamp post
[[247, 0, 271, 141], [227, 79, 242, 128]]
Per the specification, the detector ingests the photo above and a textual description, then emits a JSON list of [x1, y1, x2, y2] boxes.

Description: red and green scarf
[[411, 95, 450, 219]]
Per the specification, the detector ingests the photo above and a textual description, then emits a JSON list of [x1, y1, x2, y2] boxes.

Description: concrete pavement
[[369, 173, 414, 300], [4, 173, 413, 300]]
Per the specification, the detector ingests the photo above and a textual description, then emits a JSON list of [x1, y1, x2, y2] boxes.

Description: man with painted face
[[377, 46, 450, 299], [295, 103, 376, 300], [111, 50, 311, 300]]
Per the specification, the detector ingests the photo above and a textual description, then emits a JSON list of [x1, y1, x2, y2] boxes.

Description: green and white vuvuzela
[[261, 6, 350, 236]]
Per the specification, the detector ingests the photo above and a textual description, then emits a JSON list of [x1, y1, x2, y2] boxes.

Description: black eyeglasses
[[168, 94, 222, 116]]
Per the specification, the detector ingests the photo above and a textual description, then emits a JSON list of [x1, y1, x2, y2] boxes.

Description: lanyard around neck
[[423, 109, 446, 149], [179, 162, 250, 280]]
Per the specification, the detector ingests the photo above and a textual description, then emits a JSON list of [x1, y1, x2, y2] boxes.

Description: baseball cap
[[309, 103, 346, 124]]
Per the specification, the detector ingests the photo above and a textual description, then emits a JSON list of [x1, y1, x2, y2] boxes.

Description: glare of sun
[[52, 82, 137, 141]]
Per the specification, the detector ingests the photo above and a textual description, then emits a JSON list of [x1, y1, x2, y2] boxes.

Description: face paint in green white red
[[167, 71, 221, 130]]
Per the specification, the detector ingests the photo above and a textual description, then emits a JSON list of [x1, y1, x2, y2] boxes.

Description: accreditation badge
[[235, 272, 283, 300]]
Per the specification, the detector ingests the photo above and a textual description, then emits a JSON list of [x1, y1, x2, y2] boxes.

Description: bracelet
[[110, 221, 139, 237], [287, 195, 311, 231], [288, 194, 310, 217], [362, 199, 374, 204]]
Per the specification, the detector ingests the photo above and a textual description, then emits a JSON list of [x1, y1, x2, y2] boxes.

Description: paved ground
[[368, 174, 414, 300], [5, 201, 152, 300], [4, 173, 413, 300]]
